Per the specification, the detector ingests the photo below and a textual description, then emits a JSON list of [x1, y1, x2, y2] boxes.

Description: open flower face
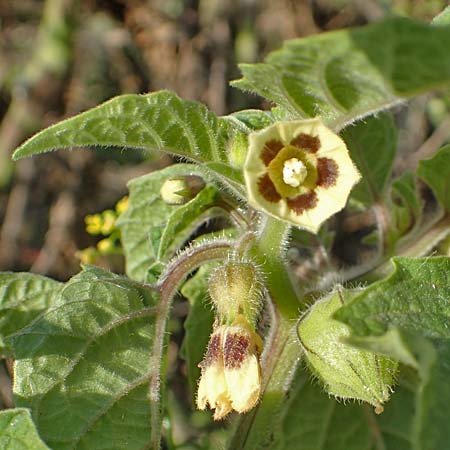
[[196, 315, 262, 420], [244, 118, 361, 233]]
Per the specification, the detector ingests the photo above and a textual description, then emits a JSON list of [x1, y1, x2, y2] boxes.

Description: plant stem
[[252, 216, 300, 319], [228, 316, 300, 450], [228, 217, 303, 449], [360, 214, 450, 282], [150, 239, 233, 450]]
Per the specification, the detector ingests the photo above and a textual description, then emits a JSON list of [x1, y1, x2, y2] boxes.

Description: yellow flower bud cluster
[[196, 261, 265, 420], [77, 196, 128, 264]]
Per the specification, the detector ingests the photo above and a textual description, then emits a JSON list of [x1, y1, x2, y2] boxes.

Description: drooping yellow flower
[[197, 315, 262, 420], [244, 118, 361, 233]]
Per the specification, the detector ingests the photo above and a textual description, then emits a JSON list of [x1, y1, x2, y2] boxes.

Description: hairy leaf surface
[[272, 374, 415, 450], [335, 257, 450, 339], [0, 273, 62, 354], [8, 267, 159, 450], [342, 113, 397, 206], [0, 408, 50, 450], [233, 18, 450, 128], [417, 144, 450, 212], [116, 164, 229, 282], [12, 90, 243, 188]]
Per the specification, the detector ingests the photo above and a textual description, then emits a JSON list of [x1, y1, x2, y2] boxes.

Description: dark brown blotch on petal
[[201, 332, 222, 368], [287, 191, 318, 215], [317, 157, 339, 188], [224, 333, 250, 369], [260, 140, 284, 166], [258, 174, 281, 203], [290, 133, 320, 153]]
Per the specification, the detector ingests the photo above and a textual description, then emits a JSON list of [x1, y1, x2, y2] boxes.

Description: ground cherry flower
[[197, 315, 262, 420], [244, 118, 361, 233]]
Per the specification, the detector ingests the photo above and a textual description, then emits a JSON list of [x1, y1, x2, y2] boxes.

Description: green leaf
[[347, 330, 450, 450], [180, 265, 214, 400], [233, 18, 450, 128], [228, 109, 275, 131], [342, 112, 397, 206], [272, 373, 415, 450], [386, 172, 424, 247], [335, 256, 450, 339], [0, 408, 50, 450], [0, 273, 62, 354], [432, 6, 450, 25], [414, 339, 450, 450], [116, 164, 228, 282], [12, 90, 243, 187], [417, 144, 450, 211], [8, 266, 160, 450], [157, 185, 220, 261]]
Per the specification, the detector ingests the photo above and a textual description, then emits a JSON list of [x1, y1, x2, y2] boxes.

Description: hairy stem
[[228, 217, 303, 449], [150, 239, 233, 449]]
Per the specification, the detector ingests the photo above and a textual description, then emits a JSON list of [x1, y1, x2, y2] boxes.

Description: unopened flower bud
[[97, 238, 115, 254], [208, 261, 263, 326], [160, 175, 205, 205], [297, 290, 397, 412], [100, 210, 116, 235], [115, 196, 129, 214]]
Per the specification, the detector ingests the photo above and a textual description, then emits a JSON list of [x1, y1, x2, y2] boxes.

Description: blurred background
[[0, 0, 447, 281]]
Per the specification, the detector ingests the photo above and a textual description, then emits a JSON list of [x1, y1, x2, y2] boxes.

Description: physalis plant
[[2, 15, 450, 450]]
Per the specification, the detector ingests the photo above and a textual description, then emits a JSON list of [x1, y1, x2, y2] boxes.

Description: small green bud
[[297, 290, 397, 413], [228, 132, 248, 170], [208, 261, 263, 326], [160, 175, 205, 205]]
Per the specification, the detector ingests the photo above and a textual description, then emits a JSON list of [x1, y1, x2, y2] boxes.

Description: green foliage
[[297, 289, 396, 407], [273, 375, 416, 450], [233, 18, 450, 128], [389, 172, 424, 238], [335, 257, 450, 339], [12, 90, 244, 191], [417, 144, 450, 211], [0, 408, 50, 450], [0, 273, 62, 355], [116, 164, 226, 282], [7, 267, 159, 450], [336, 256, 450, 450], [2, 13, 450, 450], [342, 112, 397, 206]]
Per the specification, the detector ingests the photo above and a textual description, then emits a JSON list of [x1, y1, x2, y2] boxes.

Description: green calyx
[[208, 261, 264, 327], [297, 290, 397, 412]]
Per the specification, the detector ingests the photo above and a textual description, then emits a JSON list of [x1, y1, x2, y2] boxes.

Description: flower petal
[[225, 353, 261, 413], [244, 118, 361, 232]]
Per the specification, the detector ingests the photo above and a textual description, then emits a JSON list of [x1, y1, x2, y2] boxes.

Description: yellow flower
[[115, 196, 129, 214], [85, 214, 102, 235], [100, 210, 116, 235], [97, 238, 114, 254], [244, 118, 361, 233], [197, 315, 262, 420]]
